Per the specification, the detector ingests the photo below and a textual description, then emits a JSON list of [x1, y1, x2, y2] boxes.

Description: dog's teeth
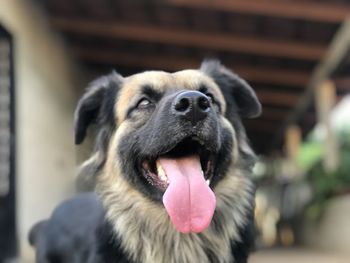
[[156, 161, 165, 176], [160, 174, 167, 182], [206, 179, 210, 185], [156, 161, 167, 182]]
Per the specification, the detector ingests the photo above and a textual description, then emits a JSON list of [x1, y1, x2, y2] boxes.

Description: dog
[[73, 59, 261, 263], [28, 193, 104, 263], [30, 59, 261, 263]]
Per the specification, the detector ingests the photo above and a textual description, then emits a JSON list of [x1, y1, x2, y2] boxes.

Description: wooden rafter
[[334, 77, 350, 91], [244, 119, 280, 134], [75, 47, 310, 86], [170, 0, 350, 23], [238, 68, 309, 87], [260, 107, 289, 121], [271, 20, 350, 150], [256, 91, 299, 107], [51, 17, 327, 60]]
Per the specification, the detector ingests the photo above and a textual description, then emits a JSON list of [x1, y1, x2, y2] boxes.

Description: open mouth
[[140, 136, 217, 233], [141, 137, 215, 191]]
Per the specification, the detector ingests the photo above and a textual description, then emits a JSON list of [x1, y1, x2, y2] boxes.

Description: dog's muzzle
[[172, 91, 211, 125]]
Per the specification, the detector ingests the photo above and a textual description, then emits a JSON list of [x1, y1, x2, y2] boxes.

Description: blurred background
[[0, 0, 350, 262]]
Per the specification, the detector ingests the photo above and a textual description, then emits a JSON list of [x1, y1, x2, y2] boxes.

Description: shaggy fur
[[68, 60, 260, 263], [28, 193, 104, 263]]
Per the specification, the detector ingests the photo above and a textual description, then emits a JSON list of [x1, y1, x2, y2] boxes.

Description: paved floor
[[250, 248, 350, 263]]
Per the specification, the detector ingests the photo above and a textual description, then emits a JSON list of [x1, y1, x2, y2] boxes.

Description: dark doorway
[[0, 25, 17, 261]]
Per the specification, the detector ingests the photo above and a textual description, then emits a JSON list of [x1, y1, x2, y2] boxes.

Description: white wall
[[303, 195, 350, 255], [0, 0, 85, 261]]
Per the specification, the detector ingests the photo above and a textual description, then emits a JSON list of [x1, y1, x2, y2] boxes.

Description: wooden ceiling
[[37, 0, 350, 155]]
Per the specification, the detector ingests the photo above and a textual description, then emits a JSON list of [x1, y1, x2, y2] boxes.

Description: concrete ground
[[250, 248, 350, 263]]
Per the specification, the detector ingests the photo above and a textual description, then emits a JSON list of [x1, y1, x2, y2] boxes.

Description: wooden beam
[[271, 20, 350, 151], [256, 91, 299, 107], [315, 80, 337, 124], [51, 17, 327, 60], [315, 80, 339, 172], [260, 107, 289, 121], [244, 119, 280, 133], [170, 0, 350, 23], [285, 125, 301, 160], [75, 47, 310, 86], [334, 77, 350, 91], [77, 47, 197, 70], [284, 20, 350, 125], [235, 68, 309, 87]]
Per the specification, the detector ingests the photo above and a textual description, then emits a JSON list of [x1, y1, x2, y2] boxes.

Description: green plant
[[306, 132, 350, 220]]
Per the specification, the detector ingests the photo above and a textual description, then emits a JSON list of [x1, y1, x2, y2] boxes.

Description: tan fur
[[116, 71, 172, 122], [173, 70, 226, 113], [221, 117, 239, 164], [78, 70, 255, 262], [95, 118, 253, 263], [116, 71, 226, 124]]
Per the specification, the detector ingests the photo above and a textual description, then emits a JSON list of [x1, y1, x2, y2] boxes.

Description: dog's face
[[75, 60, 261, 234]]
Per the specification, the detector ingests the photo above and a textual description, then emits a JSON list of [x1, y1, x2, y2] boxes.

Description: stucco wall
[[0, 0, 85, 261], [303, 195, 350, 255]]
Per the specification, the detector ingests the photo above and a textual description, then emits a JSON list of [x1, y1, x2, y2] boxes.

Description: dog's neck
[[97, 165, 253, 263]]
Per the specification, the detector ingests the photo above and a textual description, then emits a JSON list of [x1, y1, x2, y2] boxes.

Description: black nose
[[173, 91, 211, 125]]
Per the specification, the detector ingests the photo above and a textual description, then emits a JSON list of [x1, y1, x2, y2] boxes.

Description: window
[[0, 24, 16, 261]]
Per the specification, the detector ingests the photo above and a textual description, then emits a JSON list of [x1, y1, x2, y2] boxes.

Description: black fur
[[97, 222, 132, 263], [75, 72, 122, 179], [97, 214, 256, 263], [201, 59, 261, 168], [200, 59, 261, 119], [231, 188, 256, 263], [28, 193, 104, 263], [32, 60, 260, 263], [28, 220, 48, 247], [74, 72, 121, 145], [100, 61, 258, 262], [117, 88, 228, 201]]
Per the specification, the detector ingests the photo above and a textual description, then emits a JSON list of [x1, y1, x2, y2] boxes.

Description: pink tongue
[[160, 156, 216, 233]]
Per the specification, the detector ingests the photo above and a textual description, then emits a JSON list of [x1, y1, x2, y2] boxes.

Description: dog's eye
[[137, 98, 152, 109], [206, 93, 214, 102], [205, 93, 221, 112]]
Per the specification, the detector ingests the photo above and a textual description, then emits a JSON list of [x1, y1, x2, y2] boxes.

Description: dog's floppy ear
[[200, 59, 261, 118], [28, 220, 48, 246], [74, 72, 123, 144]]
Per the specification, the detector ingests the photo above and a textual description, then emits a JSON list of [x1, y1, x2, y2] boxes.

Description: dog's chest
[[100, 168, 253, 263], [106, 202, 240, 263], [120, 225, 233, 263]]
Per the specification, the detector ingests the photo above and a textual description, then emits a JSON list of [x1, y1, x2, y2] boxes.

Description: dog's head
[[75, 60, 261, 233]]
